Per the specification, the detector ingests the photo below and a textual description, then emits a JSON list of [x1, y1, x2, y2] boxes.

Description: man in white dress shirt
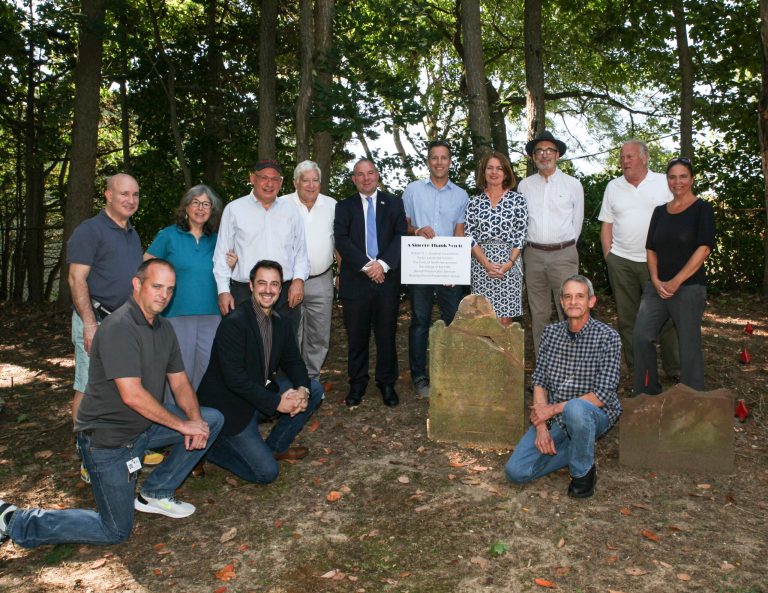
[[213, 159, 309, 336], [279, 161, 336, 379], [519, 131, 584, 355]]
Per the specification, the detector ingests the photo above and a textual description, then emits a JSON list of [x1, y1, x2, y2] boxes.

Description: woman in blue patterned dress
[[464, 152, 528, 326]]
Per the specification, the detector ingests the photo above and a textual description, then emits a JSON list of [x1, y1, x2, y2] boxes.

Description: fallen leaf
[[220, 527, 237, 543], [666, 524, 682, 532], [619, 507, 632, 516], [326, 491, 342, 502], [606, 543, 618, 550], [153, 543, 166, 551], [489, 541, 509, 556], [641, 529, 659, 542], [631, 502, 652, 510], [348, 575, 358, 582], [447, 473, 457, 480], [414, 504, 431, 512], [534, 577, 556, 588], [608, 590, 629, 593], [554, 566, 570, 577], [89, 558, 107, 569], [35, 450, 54, 459], [677, 573, 691, 581], [398, 571, 412, 578], [307, 419, 320, 433], [398, 475, 410, 483], [340, 484, 352, 493], [153, 569, 162, 576], [721, 561, 735, 571], [625, 567, 648, 576], [214, 564, 236, 581], [213, 587, 228, 593], [657, 560, 672, 569], [470, 556, 489, 570], [225, 476, 238, 487], [238, 544, 250, 551], [697, 483, 711, 489], [320, 569, 346, 580], [323, 382, 334, 392], [606, 555, 619, 564], [468, 465, 491, 473], [557, 538, 565, 548], [461, 476, 481, 485], [448, 455, 477, 467]]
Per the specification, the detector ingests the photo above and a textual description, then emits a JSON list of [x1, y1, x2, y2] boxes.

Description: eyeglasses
[[533, 148, 558, 156], [254, 173, 283, 184], [190, 200, 212, 210], [668, 157, 692, 165]]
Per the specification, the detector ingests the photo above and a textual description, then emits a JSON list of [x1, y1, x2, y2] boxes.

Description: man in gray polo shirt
[[66, 173, 143, 423], [0, 259, 223, 548]]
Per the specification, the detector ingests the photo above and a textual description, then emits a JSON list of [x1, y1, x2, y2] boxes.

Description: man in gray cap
[[519, 131, 584, 356], [213, 159, 309, 335]]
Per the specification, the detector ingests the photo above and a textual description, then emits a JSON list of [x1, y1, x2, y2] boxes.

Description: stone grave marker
[[427, 294, 525, 449], [619, 383, 734, 473]]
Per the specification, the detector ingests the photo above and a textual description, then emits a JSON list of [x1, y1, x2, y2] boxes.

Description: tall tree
[[672, 0, 693, 158], [313, 0, 334, 192], [258, 0, 278, 159], [760, 0, 768, 295], [60, 0, 106, 305], [524, 0, 545, 175], [458, 0, 492, 159], [202, 0, 225, 186], [296, 0, 313, 162]]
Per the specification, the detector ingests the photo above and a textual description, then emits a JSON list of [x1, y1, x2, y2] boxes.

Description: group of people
[[0, 134, 715, 549]]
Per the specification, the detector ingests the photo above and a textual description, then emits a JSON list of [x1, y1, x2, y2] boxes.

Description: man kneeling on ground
[[197, 260, 323, 483], [505, 274, 621, 498], [0, 259, 223, 547]]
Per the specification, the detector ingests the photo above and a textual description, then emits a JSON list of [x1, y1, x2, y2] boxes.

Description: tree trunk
[[296, 0, 314, 163], [524, 0, 545, 176], [759, 0, 768, 295], [313, 0, 334, 193], [147, 0, 191, 188], [672, 0, 694, 159], [392, 123, 416, 181], [202, 0, 224, 186], [459, 0, 492, 159], [59, 0, 106, 305], [486, 80, 509, 159], [258, 0, 278, 159]]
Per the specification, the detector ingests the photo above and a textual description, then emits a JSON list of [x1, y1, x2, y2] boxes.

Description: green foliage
[[489, 540, 509, 556]]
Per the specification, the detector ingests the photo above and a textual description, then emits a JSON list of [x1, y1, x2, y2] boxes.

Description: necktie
[[366, 196, 378, 259]]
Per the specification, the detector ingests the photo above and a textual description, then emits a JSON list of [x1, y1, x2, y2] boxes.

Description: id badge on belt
[[126, 456, 142, 477]]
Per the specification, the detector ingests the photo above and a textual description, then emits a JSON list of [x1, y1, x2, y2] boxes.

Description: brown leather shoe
[[191, 460, 206, 478], [273, 446, 309, 461]]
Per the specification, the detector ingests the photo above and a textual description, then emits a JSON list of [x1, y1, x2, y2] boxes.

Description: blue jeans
[[206, 379, 324, 484], [505, 399, 611, 483], [8, 405, 223, 548], [408, 284, 463, 379], [633, 282, 706, 395]]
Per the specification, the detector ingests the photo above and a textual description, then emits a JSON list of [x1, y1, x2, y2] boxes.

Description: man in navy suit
[[197, 260, 323, 483], [334, 159, 407, 408]]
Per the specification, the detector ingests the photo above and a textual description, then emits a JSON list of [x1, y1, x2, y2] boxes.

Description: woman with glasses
[[632, 158, 715, 394], [145, 185, 231, 402], [464, 151, 528, 326]]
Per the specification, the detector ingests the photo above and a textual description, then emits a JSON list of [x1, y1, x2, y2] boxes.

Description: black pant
[[341, 282, 399, 388]]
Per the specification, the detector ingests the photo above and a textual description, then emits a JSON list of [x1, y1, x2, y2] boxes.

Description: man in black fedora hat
[[519, 130, 584, 357]]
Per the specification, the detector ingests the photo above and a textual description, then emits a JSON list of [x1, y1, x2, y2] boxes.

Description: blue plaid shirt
[[532, 316, 622, 427]]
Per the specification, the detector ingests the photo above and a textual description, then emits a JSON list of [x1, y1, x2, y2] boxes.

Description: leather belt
[[526, 239, 576, 252], [308, 266, 332, 279]]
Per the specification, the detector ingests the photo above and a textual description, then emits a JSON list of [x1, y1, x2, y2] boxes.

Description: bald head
[[104, 173, 139, 226]]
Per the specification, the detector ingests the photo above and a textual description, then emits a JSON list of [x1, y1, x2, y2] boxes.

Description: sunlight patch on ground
[[46, 357, 74, 368], [0, 364, 36, 386]]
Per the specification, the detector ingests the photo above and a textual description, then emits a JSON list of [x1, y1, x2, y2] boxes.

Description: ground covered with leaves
[[0, 293, 765, 593]]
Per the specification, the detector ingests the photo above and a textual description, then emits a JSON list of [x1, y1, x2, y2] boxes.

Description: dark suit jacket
[[197, 301, 309, 435], [333, 190, 407, 300]]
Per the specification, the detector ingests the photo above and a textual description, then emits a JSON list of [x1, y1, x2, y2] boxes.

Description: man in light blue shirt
[[402, 141, 469, 397]]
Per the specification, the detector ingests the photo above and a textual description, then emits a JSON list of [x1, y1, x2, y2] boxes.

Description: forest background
[[1, 0, 767, 304]]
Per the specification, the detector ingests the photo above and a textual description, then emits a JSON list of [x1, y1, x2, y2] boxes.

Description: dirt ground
[[0, 292, 765, 593]]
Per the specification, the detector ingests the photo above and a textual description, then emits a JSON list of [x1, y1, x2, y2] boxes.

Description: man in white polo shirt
[[279, 161, 336, 379], [598, 139, 679, 378]]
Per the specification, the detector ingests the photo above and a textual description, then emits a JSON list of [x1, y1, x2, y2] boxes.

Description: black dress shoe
[[567, 465, 596, 498], [378, 384, 399, 407], [345, 387, 365, 408]]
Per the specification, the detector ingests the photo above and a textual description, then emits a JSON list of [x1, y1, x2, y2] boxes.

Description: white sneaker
[[134, 493, 195, 518], [0, 501, 17, 543]]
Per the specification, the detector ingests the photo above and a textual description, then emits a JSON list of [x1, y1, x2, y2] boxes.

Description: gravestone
[[619, 384, 734, 473], [427, 294, 525, 449]]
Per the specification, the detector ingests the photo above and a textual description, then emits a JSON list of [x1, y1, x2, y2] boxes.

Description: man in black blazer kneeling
[[197, 260, 323, 483], [334, 159, 407, 408]]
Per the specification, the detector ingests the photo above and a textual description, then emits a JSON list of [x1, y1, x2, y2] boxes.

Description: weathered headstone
[[619, 384, 734, 473], [427, 294, 525, 449]]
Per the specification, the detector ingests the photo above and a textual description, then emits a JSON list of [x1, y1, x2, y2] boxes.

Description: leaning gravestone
[[427, 294, 525, 449], [619, 383, 734, 473]]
